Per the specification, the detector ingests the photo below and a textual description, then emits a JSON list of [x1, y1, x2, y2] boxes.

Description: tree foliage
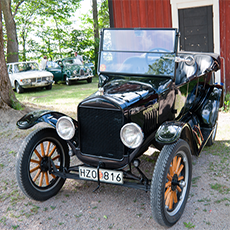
[[0, 0, 110, 109], [78, 0, 110, 70]]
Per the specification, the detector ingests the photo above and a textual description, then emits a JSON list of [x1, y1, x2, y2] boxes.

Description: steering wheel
[[145, 48, 170, 66]]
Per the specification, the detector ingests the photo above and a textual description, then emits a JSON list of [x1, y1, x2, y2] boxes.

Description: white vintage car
[[7, 61, 53, 93]]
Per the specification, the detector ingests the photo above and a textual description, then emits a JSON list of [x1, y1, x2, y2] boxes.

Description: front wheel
[[150, 139, 192, 227], [66, 79, 72, 86], [87, 78, 92, 83], [16, 127, 70, 201], [46, 84, 52, 90], [15, 81, 24, 93]]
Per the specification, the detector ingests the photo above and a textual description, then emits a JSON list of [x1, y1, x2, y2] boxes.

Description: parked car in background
[[46, 58, 94, 85], [7, 61, 53, 93]]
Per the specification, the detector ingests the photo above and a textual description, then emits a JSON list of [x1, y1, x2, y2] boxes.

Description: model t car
[[16, 28, 223, 227]]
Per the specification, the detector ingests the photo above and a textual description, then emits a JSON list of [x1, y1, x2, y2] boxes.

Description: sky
[[72, 0, 92, 29], [73, 0, 103, 29]]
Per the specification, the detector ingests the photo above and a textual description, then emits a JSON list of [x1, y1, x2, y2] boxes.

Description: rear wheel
[[16, 127, 70, 201], [150, 139, 192, 227], [15, 81, 24, 93]]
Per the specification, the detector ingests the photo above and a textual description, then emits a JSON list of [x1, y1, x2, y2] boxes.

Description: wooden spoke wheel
[[16, 128, 69, 201], [150, 139, 192, 227]]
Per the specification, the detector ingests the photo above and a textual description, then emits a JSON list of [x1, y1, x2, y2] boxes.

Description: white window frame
[[170, 0, 221, 82]]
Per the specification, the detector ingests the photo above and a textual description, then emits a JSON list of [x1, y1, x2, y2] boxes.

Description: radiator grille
[[78, 106, 124, 160], [80, 69, 84, 76]]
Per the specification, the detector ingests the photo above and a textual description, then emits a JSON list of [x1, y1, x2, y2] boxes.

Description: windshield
[[14, 62, 39, 72], [63, 58, 82, 66], [99, 29, 178, 77], [47, 61, 60, 68]]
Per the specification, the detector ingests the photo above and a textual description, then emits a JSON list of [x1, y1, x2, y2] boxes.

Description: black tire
[[15, 81, 24, 94], [87, 78, 92, 83], [66, 79, 71, 86], [46, 84, 52, 90], [150, 139, 192, 227], [206, 122, 218, 146], [16, 127, 70, 201]]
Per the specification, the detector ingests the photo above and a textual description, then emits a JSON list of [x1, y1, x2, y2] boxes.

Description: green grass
[[15, 77, 99, 117]]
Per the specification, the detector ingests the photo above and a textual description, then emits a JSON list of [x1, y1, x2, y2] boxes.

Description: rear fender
[[16, 110, 78, 129]]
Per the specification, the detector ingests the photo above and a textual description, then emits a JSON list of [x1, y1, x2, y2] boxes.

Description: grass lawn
[[16, 77, 99, 117]]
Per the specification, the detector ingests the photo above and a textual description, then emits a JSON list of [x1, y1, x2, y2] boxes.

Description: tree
[[0, 2, 20, 109], [78, 0, 110, 72], [1, 0, 21, 63], [92, 0, 99, 72]]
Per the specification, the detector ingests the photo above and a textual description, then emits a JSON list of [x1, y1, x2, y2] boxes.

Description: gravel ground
[[0, 109, 230, 230]]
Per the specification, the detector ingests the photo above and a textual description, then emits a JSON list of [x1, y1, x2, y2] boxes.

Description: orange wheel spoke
[[45, 141, 51, 156], [177, 185, 182, 193], [33, 169, 41, 182], [30, 165, 40, 173], [40, 143, 45, 157], [48, 146, 57, 157], [165, 181, 171, 188], [177, 164, 184, 176], [175, 157, 182, 174], [34, 149, 42, 160], [169, 193, 173, 210], [51, 174, 56, 179], [165, 191, 171, 207], [172, 156, 177, 173], [167, 173, 172, 181], [165, 187, 171, 199], [30, 159, 40, 164], [52, 155, 60, 161], [178, 176, 184, 181], [39, 172, 44, 186], [45, 172, 49, 186]]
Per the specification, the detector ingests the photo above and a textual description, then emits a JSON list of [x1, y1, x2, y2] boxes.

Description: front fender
[[16, 110, 78, 129], [155, 121, 188, 144]]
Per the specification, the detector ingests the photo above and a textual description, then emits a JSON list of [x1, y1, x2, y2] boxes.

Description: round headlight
[[120, 123, 144, 149], [56, 116, 75, 140]]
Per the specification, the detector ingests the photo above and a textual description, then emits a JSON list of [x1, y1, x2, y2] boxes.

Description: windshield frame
[[98, 28, 179, 77]]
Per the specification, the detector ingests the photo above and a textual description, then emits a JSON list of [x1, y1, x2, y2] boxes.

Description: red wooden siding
[[111, 0, 172, 28], [219, 0, 230, 92]]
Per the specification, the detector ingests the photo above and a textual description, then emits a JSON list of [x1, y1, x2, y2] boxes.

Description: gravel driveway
[[0, 109, 229, 230]]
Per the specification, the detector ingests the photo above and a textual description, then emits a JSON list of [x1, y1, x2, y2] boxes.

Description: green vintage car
[[46, 58, 94, 85]]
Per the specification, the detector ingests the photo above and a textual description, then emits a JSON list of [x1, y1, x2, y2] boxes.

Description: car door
[[46, 61, 63, 82]]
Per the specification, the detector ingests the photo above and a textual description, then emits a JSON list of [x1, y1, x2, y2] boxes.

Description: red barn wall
[[111, 0, 172, 28], [219, 0, 230, 92]]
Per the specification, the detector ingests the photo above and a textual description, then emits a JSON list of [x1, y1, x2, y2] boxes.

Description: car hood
[[63, 64, 86, 71], [12, 70, 53, 79], [80, 77, 172, 110]]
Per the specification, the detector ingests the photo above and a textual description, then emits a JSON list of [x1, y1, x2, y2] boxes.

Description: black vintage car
[[16, 28, 223, 227]]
